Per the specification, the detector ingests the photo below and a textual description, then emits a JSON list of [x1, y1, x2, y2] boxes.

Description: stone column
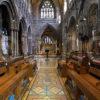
[[14, 31, 17, 56], [24, 33, 28, 56], [11, 29, 14, 56], [0, 9, 2, 28], [28, 36, 32, 55], [61, 0, 69, 58], [14, 30, 19, 56], [97, 0, 100, 33], [26, 34, 28, 55], [62, 21, 67, 58], [11, 20, 19, 57], [22, 35, 24, 55], [11, 20, 15, 57], [11, 29, 17, 57], [23, 35, 26, 55], [16, 30, 19, 56], [30, 37, 33, 54]]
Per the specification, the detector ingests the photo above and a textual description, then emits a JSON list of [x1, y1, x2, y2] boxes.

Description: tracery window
[[64, 0, 67, 14], [69, 0, 72, 3], [58, 15, 61, 23], [40, 0, 55, 19], [43, 36, 53, 44]]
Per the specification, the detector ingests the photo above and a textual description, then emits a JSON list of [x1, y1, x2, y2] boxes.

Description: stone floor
[[22, 56, 70, 100]]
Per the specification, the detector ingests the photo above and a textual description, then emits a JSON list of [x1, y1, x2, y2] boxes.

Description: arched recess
[[0, 0, 18, 56], [38, 24, 59, 55], [87, 3, 99, 52], [18, 21, 23, 55], [87, 4, 98, 37], [27, 26, 32, 55], [67, 16, 79, 51], [18, 17, 27, 56]]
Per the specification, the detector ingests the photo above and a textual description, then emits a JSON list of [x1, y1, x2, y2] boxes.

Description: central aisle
[[23, 57, 68, 100]]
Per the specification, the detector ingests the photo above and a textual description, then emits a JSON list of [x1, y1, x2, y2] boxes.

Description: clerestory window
[[64, 0, 67, 14], [40, 0, 55, 19]]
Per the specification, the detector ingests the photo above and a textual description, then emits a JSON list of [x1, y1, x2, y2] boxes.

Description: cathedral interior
[[0, 0, 100, 100]]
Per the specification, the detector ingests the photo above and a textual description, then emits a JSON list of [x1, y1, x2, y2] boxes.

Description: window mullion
[[40, 0, 55, 19]]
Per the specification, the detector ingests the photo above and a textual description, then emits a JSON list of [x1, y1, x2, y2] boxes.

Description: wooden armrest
[[96, 82, 100, 90], [81, 74, 100, 89], [0, 72, 15, 86], [0, 67, 7, 75], [89, 67, 100, 78]]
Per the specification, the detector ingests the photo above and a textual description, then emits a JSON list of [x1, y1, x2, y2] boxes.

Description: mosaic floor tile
[[23, 57, 69, 100], [33, 87, 44, 93], [50, 87, 61, 94]]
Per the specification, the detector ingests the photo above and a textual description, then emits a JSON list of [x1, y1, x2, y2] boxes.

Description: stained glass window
[[43, 36, 52, 44], [64, 0, 67, 14], [40, 0, 55, 19], [69, 0, 72, 3]]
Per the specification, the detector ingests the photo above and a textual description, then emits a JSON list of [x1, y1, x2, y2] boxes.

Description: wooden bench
[[66, 69, 100, 100], [0, 67, 7, 76], [81, 74, 100, 90], [0, 72, 15, 86], [57, 60, 67, 77], [0, 56, 37, 98], [0, 68, 29, 99], [89, 67, 100, 78]]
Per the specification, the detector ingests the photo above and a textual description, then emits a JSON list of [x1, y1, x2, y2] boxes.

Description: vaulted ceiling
[[31, 0, 64, 12]]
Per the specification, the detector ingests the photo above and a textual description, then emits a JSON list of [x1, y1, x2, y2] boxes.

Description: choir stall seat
[[0, 61, 7, 76], [69, 52, 89, 74], [0, 57, 37, 99], [65, 68, 100, 100], [64, 52, 100, 100], [57, 59, 67, 77], [25, 58, 37, 77]]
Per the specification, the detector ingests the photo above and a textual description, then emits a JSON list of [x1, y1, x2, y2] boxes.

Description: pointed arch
[[68, 16, 76, 29], [87, 3, 98, 37], [20, 17, 27, 33], [0, 0, 18, 55], [41, 24, 58, 40], [27, 26, 32, 55], [18, 17, 27, 55]]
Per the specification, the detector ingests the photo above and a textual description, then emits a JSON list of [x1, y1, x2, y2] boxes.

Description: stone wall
[[62, 0, 100, 56]]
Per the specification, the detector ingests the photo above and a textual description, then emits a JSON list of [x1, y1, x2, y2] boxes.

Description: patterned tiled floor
[[23, 57, 69, 100]]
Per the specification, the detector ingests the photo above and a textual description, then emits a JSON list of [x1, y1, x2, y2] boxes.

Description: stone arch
[[41, 24, 58, 40], [0, 0, 18, 21], [18, 17, 27, 56], [38, 24, 59, 54], [68, 16, 76, 29], [68, 16, 76, 28], [87, 3, 99, 52], [67, 16, 79, 51], [0, 0, 18, 56], [27, 26, 32, 55], [87, 3, 98, 37], [20, 17, 27, 33]]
